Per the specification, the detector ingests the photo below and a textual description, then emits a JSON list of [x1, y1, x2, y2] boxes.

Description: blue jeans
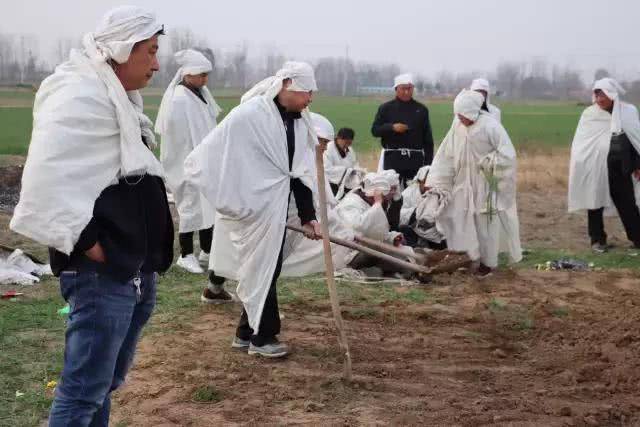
[[48, 269, 156, 427]]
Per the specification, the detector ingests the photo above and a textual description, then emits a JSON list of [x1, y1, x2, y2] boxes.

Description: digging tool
[[313, 145, 352, 381]]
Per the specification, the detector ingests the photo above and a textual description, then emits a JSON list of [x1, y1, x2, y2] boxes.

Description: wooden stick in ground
[[287, 224, 433, 276], [313, 144, 352, 381]]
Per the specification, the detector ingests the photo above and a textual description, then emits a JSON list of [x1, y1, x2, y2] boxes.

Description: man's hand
[[393, 234, 405, 247], [85, 242, 106, 263], [302, 220, 323, 240], [634, 169, 640, 180], [392, 123, 409, 134]]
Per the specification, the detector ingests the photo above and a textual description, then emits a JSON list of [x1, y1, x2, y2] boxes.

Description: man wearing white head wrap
[[429, 90, 521, 276], [11, 6, 173, 426], [184, 61, 321, 358], [372, 73, 434, 188], [568, 78, 640, 252], [155, 49, 225, 278], [470, 78, 502, 122]]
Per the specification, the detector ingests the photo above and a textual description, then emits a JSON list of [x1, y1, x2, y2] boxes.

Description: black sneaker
[[200, 287, 233, 304], [474, 264, 493, 278]]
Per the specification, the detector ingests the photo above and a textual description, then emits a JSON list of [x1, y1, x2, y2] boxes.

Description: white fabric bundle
[[156, 49, 222, 233], [394, 73, 414, 88], [470, 78, 501, 122], [335, 190, 401, 244], [11, 6, 164, 254], [155, 49, 222, 135], [310, 112, 334, 141], [453, 89, 485, 122], [568, 78, 640, 214], [184, 62, 318, 333], [413, 188, 448, 243]]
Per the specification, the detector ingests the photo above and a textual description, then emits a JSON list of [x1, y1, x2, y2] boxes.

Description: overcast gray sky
[[4, 0, 640, 80]]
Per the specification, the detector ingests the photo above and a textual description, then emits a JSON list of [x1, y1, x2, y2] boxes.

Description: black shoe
[[201, 287, 233, 304]]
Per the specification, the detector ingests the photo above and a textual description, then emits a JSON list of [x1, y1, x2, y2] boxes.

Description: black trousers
[[235, 234, 285, 346], [587, 153, 640, 246], [178, 227, 213, 257], [399, 224, 447, 250]]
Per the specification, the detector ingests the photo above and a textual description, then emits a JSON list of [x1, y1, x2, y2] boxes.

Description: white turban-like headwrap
[[310, 112, 335, 142], [454, 89, 485, 122], [363, 170, 400, 196], [394, 73, 414, 88], [240, 61, 317, 103], [155, 49, 222, 134], [593, 77, 626, 134]]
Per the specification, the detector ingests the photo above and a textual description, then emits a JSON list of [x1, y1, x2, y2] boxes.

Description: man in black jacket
[[371, 73, 434, 188], [11, 7, 173, 426]]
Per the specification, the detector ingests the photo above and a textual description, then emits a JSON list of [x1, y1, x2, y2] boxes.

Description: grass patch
[[519, 248, 640, 271], [552, 307, 569, 318], [191, 385, 223, 403]]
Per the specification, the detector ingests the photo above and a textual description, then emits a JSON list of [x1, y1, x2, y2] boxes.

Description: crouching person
[[10, 7, 173, 426]]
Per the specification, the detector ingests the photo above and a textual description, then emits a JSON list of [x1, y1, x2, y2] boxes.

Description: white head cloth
[[414, 165, 431, 182], [470, 78, 490, 93], [310, 112, 334, 142], [155, 49, 222, 134], [454, 89, 485, 122], [82, 5, 163, 155], [363, 170, 399, 196], [593, 78, 626, 134], [394, 73, 414, 88], [240, 61, 317, 103]]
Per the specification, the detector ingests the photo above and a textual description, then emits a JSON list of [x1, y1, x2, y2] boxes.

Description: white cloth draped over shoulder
[[184, 61, 318, 333], [156, 49, 221, 233], [10, 6, 164, 254], [568, 78, 640, 215], [428, 90, 521, 267], [400, 165, 430, 225]]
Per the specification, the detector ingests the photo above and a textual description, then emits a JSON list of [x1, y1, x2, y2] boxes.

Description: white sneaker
[[198, 251, 209, 265], [176, 254, 204, 274]]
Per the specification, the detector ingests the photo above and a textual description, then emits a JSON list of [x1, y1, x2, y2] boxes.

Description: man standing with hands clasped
[[372, 73, 434, 188]]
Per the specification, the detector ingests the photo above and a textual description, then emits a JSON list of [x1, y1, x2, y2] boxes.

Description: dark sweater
[[274, 97, 317, 225], [49, 145, 174, 281]]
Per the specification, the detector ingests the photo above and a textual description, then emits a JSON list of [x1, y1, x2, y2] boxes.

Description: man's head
[[470, 78, 490, 102], [112, 34, 160, 91], [90, 6, 164, 91], [279, 78, 313, 112], [592, 78, 625, 113], [336, 127, 355, 151], [183, 72, 209, 88], [454, 89, 484, 128], [594, 89, 614, 112], [394, 73, 415, 102]]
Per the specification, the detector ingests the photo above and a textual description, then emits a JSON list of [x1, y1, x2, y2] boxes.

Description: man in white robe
[[10, 7, 172, 424], [428, 90, 521, 277], [156, 49, 222, 274], [568, 78, 640, 252], [184, 62, 322, 358], [470, 78, 501, 122], [324, 127, 363, 198]]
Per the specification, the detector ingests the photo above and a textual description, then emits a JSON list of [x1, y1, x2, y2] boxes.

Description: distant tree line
[[2, 30, 640, 103]]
